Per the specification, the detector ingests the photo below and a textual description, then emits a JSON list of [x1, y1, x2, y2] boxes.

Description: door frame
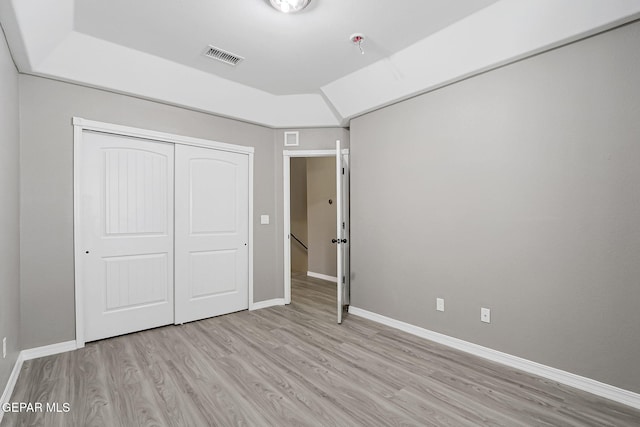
[[283, 148, 349, 304], [73, 117, 255, 347]]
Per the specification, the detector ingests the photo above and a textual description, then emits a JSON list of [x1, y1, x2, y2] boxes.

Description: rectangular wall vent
[[203, 45, 244, 66], [284, 131, 299, 146]]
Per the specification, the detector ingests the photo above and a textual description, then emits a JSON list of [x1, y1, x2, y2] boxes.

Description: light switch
[[260, 215, 270, 225]]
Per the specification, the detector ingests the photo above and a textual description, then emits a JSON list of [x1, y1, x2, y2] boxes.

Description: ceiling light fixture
[[269, 0, 311, 13]]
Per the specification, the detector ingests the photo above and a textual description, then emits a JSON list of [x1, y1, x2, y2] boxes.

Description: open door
[[335, 140, 350, 323]]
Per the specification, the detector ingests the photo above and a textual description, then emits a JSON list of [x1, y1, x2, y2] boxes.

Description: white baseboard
[[21, 340, 78, 361], [348, 306, 640, 410], [250, 298, 285, 310], [307, 271, 338, 283], [0, 353, 25, 423]]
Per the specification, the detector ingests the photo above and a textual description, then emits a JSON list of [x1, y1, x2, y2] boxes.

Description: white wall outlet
[[2, 337, 6, 358], [481, 307, 491, 323], [436, 298, 444, 312]]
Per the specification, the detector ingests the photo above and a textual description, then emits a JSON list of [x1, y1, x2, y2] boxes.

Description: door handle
[[332, 238, 348, 244], [332, 239, 338, 244]]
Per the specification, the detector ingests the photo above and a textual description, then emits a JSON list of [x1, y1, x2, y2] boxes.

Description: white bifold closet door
[[174, 144, 249, 324], [81, 131, 175, 342]]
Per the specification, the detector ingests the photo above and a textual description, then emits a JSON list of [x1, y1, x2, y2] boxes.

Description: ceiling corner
[[2, 0, 74, 72]]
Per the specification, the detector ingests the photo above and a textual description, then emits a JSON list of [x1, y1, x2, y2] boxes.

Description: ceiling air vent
[[203, 45, 244, 66]]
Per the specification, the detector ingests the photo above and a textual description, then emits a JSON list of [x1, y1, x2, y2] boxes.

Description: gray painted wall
[[0, 25, 20, 392], [350, 21, 640, 393], [306, 157, 337, 277], [18, 75, 278, 349]]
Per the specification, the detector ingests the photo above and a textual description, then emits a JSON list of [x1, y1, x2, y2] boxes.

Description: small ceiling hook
[[350, 33, 365, 55]]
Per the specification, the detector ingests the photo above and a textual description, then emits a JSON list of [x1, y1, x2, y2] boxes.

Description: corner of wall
[[0, 17, 22, 406]]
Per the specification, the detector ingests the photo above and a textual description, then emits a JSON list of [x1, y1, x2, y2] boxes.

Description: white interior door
[[80, 131, 175, 342], [336, 140, 350, 324], [175, 145, 249, 324]]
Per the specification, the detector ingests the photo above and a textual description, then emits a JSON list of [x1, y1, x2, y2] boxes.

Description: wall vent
[[203, 45, 244, 66], [284, 131, 299, 146]]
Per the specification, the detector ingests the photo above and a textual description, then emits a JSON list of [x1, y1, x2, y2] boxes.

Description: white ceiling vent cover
[[203, 45, 244, 66]]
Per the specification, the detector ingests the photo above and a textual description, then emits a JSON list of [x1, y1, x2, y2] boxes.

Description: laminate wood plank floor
[[3, 272, 640, 426]]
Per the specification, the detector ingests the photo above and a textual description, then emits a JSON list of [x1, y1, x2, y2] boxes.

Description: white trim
[[307, 271, 338, 283], [72, 117, 254, 154], [348, 306, 640, 410], [73, 117, 255, 341], [73, 123, 85, 348], [250, 298, 286, 311], [0, 353, 24, 423], [282, 149, 348, 157], [21, 341, 79, 361], [282, 149, 349, 305], [283, 156, 292, 304], [248, 152, 255, 310]]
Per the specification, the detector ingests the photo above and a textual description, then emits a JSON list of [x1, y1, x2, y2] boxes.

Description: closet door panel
[[175, 145, 249, 324], [80, 131, 175, 342]]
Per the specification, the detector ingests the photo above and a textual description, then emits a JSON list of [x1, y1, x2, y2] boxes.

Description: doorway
[[290, 156, 337, 282], [283, 143, 350, 323]]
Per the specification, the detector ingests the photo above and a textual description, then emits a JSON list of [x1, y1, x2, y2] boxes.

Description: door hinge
[[342, 167, 345, 175], [342, 276, 346, 284], [342, 221, 345, 229]]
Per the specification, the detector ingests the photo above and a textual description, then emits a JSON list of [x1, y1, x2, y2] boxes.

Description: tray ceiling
[[1, 0, 639, 127]]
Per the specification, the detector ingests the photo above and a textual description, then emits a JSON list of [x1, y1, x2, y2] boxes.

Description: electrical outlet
[[436, 298, 445, 312], [2, 337, 6, 358], [481, 307, 491, 323]]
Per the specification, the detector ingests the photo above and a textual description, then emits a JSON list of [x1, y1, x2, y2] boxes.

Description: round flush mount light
[[269, 0, 311, 13]]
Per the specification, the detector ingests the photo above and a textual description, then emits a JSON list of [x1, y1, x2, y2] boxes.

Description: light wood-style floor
[[3, 273, 640, 426]]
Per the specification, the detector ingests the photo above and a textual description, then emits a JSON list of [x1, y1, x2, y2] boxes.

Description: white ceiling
[[74, 0, 497, 95], [2, 0, 640, 128]]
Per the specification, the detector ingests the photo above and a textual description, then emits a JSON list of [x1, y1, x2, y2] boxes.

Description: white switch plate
[[260, 215, 270, 225], [2, 337, 6, 358], [436, 298, 444, 312], [481, 307, 491, 323]]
